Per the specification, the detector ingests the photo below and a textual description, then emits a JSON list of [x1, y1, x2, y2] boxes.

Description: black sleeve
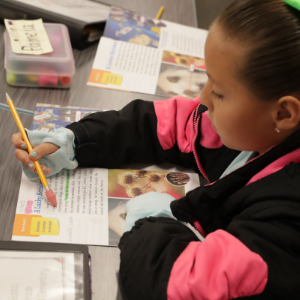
[[118, 217, 199, 300], [66, 99, 196, 169]]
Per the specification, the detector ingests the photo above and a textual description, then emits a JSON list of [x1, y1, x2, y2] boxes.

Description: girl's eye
[[211, 91, 224, 99]]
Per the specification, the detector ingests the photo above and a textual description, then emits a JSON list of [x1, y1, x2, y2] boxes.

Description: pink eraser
[[45, 189, 57, 207], [38, 70, 59, 87]]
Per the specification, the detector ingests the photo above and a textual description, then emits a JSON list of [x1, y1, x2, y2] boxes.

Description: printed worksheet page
[[87, 6, 208, 100], [12, 168, 199, 246], [0, 250, 76, 300]]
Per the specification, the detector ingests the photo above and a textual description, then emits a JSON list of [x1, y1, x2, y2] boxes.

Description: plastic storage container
[[4, 23, 75, 88]]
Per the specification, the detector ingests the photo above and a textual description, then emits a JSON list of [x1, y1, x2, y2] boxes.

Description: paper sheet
[[87, 6, 208, 100], [13, 168, 199, 246], [4, 19, 53, 55], [0, 251, 76, 300]]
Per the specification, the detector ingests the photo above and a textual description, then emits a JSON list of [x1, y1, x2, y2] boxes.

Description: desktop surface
[[0, 0, 213, 299]]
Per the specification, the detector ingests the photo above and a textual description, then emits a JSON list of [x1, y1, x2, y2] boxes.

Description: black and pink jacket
[[67, 97, 300, 300]]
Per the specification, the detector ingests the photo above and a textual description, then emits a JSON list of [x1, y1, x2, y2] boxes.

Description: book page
[[88, 6, 208, 100], [0, 251, 76, 300], [31, 103, 102, 131], [159, 20, 208, 58], [12, 168, 199, 246], [87, 37, 163, 94]]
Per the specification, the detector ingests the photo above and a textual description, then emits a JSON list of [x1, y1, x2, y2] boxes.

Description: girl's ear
[[273, 96, 300, 132]]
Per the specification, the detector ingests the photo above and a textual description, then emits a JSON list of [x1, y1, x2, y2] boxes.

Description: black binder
[[0, 0, 109, 50]]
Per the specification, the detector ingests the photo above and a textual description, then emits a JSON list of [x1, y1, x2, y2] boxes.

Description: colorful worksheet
[[30, 103, 102, 132], [12, 104, 200, 246], [87, 6, 208, 100], [12, 168, 199, 246]]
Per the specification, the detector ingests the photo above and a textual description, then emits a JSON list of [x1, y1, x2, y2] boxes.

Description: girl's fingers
[[29, 143, 59, 161], [12, 133, 59, 160], [40, 165, 51, 175], [15, 149, 51, 174], [13, 133, 55, 174], [11, 133, 27, 150], [15, 149, 36, 172]]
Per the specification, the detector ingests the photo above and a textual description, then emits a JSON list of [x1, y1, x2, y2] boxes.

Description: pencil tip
[[5, 93, 11, 101]]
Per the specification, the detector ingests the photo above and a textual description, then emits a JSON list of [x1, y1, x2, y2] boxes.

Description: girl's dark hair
[[216, 0, 300, 100]]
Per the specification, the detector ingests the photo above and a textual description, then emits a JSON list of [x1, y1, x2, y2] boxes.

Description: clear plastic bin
[[4, 23, 75, 88]]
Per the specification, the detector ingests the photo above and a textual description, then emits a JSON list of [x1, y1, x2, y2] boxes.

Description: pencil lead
[[6, 93, 11, 101]]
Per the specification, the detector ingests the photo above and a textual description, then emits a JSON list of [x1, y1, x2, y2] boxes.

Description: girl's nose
[[199, 82, 211, 108]]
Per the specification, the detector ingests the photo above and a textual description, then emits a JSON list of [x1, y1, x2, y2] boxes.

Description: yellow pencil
[[156, 5, 165, 19], [6, 93, 57, 207]]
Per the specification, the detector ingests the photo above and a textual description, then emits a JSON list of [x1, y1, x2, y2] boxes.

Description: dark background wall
[[195, 0, 236, 28]]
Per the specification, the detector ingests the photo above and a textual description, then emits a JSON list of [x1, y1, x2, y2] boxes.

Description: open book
[[12, 104, 200, 246], [87, 6, 208, 100]]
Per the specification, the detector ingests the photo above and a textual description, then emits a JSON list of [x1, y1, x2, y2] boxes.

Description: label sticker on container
[[4, 19, 53, 55]]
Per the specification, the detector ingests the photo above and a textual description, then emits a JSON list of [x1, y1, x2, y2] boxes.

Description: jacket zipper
[[193, 220, 207, 238], [191, 108, 209, 238], [192, 106, 210, 183]]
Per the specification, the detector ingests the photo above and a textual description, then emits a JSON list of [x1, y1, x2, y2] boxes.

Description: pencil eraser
[[45, 189, 57, 207]]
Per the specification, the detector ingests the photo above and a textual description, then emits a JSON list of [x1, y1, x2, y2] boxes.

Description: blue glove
[[22, 128, 78, 180], [124, 192, 176, 232]]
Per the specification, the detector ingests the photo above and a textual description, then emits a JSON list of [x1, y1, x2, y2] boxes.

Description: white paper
[[13, 167, 200, 246], [87, 37, 163, 94], [4, 19, 53, 55], [159, 20, 208, 58], [0, 251, 76, 300], [88, 7, 208, 99]]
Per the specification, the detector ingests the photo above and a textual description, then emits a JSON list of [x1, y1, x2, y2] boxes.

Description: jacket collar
[[172, 124, 300, 232]]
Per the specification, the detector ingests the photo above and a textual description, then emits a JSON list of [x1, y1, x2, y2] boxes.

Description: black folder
[[0, 0, 110, 50]]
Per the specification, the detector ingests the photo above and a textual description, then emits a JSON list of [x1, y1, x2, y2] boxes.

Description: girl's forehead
[[205, 24, 248, 84], [206, 24, 247, 58]]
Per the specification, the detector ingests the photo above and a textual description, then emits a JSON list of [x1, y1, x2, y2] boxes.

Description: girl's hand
[[11, 128, 78, 180], [12, 132, 59, 175], [124, 192, 176, 232]]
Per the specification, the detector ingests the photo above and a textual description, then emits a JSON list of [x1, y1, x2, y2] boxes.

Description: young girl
[[12, 0, 300, 298]]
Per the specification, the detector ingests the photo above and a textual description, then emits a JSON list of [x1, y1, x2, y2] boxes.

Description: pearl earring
[[275, 128, 280, 133]]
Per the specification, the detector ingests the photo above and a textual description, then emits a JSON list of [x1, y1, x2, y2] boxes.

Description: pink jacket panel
[[247, 148, 300, 185], [167, 230, 268, 300], [154, 97, 199, 153]]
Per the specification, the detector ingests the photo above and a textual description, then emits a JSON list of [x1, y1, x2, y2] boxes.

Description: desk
[[0, 1, 200, 299]]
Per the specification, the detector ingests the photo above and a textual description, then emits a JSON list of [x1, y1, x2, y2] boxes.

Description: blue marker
[[0, 103, 34, 116]]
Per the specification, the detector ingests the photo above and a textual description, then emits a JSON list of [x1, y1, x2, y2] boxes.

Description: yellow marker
[[156, 6, 165, 19]]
